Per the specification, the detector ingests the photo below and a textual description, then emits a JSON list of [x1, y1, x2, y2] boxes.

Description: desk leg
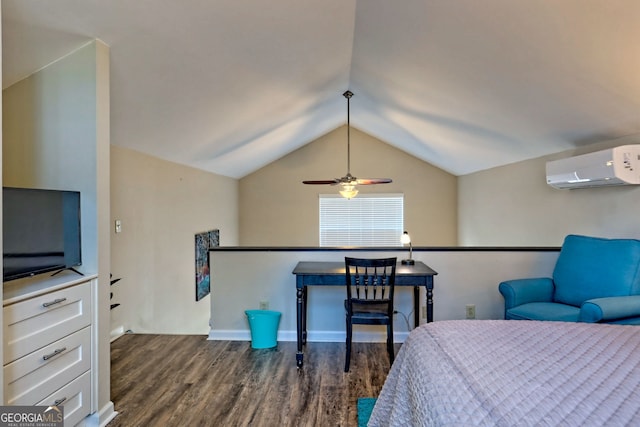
[[427, 284, 433, 323], [302, 287, 308, 344], [413, 286, 419, 328], [296, 287, 304, 368]]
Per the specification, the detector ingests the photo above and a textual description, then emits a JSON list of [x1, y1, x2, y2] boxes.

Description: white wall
[[209, 249, 558, 342], [459, 134, 640, 246], [110, 145, 239, 335]]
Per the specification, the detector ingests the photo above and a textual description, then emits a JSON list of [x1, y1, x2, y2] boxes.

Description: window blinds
[[319, 194, 404, 247]]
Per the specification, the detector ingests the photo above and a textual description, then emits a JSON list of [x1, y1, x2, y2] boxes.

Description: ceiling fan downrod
[[344, 90, 353, 177]]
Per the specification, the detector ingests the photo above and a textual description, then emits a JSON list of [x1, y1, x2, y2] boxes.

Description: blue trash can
[[245, 309, 281, 349]]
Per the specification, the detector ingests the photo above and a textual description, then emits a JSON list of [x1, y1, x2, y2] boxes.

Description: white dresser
[[3, 272, 97, 427]]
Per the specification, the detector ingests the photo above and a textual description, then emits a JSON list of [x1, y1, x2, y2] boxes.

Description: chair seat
[[344, 300, 391, 325], [507, 302, 580, 322], [351, 312, 391, 323], [346, 299, 390, 313]]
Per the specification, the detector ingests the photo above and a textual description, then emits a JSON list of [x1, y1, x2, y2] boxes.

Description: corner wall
[[459, 134, 640, 246], [239, 126, 458, 246], [110, 145, 239, 335]]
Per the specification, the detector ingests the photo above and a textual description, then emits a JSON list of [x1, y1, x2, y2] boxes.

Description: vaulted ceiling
[[3, 1, 639, 178]]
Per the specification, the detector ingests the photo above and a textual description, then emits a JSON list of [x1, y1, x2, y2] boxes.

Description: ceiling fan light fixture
[[302, 90, 392, 197], [339, 184, 358, 199]]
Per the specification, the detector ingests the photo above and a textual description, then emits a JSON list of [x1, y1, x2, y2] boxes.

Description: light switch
[[115, 220, 122, 233]]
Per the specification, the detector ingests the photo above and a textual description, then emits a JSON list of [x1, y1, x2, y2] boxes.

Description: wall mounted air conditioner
[[546, 145, 640, 189]]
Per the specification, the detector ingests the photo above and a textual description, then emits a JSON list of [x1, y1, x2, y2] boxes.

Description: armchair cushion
[[506, 302, 580, 322]]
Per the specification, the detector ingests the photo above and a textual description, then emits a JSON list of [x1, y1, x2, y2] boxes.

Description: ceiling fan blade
[[302, 179, 340, 185], [302, 91, 393, 192], [356, 178, 393, 185]]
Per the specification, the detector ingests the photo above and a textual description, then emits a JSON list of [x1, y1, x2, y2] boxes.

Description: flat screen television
[[3, 187, 82, 281]]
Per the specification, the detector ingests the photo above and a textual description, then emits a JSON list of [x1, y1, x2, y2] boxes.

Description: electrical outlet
[[421, 305, 427, 319], [259, 300, 269, 310], [465, 304, 476, 319]]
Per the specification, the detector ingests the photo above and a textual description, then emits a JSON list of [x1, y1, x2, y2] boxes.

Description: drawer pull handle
[[42, 298, 67, 308], [53, 397, 67, 406], [43, 347, 67, 361]]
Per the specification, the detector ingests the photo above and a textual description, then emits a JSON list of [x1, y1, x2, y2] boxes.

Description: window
[[319, 193, 404, 246]]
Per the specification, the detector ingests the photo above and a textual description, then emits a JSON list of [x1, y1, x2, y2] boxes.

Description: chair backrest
[[553, 234, 640, 307], [345, 257, 397, 307]]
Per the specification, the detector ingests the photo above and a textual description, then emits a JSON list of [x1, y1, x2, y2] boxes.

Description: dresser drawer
[[4, 326, 91, 406], [4, 282, 91, 363], [37, 371, 91, 427]]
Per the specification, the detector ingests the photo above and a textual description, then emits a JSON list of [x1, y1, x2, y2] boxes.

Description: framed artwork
[[195, 229, 219, 301]]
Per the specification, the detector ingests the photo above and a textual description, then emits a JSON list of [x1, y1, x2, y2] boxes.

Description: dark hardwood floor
[[108, 334, 397, 426]]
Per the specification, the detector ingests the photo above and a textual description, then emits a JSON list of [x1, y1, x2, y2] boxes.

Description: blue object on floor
[[245, 310, 281, 349], [357, 397, 377, 427]]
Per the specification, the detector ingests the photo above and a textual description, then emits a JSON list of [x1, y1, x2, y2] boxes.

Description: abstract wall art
[[195, 229, 219, 301]]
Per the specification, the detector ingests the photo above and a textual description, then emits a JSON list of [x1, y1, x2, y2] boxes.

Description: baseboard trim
[[207, 329, 409, 343], [82, 401, 116, 427], [110, 326, 125, 342]]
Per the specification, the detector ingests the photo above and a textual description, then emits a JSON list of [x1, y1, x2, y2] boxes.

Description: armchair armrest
[[580, 295, 640, 323], [498, 278, 554, 310]]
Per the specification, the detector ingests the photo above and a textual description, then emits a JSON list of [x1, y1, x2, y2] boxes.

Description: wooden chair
[[344, 257, 397, 372]]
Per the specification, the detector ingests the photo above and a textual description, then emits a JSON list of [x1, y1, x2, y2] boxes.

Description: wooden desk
[[292, 261, 437, 368]]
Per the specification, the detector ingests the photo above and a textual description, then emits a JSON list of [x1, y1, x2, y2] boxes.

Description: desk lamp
[[401, 231, 414, 265]]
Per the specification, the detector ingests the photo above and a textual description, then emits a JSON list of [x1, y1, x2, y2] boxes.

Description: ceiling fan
[[302, 90, 392, 199]]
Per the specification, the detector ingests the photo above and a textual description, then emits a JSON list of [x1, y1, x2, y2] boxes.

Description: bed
[[369, 320, 640, 426]]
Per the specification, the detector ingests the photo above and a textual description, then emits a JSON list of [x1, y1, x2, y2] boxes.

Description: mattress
[[369, 320, 640, 426]]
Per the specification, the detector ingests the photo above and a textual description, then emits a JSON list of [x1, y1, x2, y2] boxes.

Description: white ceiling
[[3, 0, 639, 178]]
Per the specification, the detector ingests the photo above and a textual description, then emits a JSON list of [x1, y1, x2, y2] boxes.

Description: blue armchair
[[499, 234, 640, 325]]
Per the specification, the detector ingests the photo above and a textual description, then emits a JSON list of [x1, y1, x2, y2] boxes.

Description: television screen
[[3, 187, 81, 281]]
